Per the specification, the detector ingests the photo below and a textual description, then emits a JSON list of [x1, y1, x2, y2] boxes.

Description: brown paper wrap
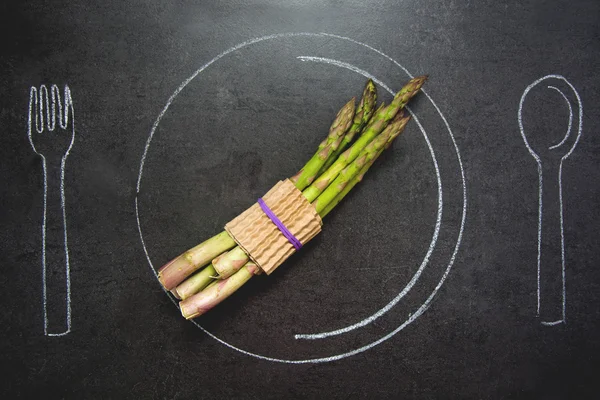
[[225, 179, 322, 275]]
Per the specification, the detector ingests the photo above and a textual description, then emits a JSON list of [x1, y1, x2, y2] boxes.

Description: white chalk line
[[28, 85, 75, 336], [517, 74, 583, 325], [558, 160, 566, 324], [135, 32, 467, 363], [535, 163, 543, 316], [547, 86, 573, 150], [541, 320, 564, 326], [293, 56, 443, 340]]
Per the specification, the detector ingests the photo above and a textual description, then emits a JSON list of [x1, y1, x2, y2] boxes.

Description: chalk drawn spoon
[[518, 74, 583, 326], [27, 84, 75, 336]]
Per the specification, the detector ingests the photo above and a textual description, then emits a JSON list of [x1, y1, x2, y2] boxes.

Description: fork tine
[[28, 86, 38, 133], [39, 85, 54, 132], [51, 84, 62, 130], [27, 87, 40, 153], [37, 86, 44, 133], [61, 85, 73, 130], [31, 86, 45, 134]]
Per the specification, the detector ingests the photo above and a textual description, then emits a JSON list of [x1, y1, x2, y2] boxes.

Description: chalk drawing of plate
[[136, 33, 466, 363]]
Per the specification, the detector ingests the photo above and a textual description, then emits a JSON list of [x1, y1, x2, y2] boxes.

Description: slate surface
[[1, 1, 599, 398]]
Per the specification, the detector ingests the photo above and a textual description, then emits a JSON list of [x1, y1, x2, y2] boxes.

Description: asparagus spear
[[173, 263, 218, 300], [320, 113, 411, 218], [302, 76, 427, 203], [290, 98, 356, 190], [180, 262, 262, 319], [212, 246, 249, 279], [158, 231, 236, 291], [319, 79, 377, 174]]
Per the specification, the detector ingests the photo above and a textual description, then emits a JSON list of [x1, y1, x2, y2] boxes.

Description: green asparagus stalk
[[212, 246, 249, 278], [173, 263, 218, 300], [290, 98, 356, 190], [312, 111, 410, 214], [319, 79, 377, 174], [320, 113, 411, 218], [302, 76, 427, 203], [158, 231, 236, 290], [180, 262, 262, 319]]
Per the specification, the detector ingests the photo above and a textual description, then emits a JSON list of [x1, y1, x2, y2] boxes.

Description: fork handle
[[40, 156, 71, 336], [537, 160, 565, 325]]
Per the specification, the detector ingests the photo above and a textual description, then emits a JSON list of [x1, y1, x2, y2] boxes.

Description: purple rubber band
[[257, 198, 303, 251]]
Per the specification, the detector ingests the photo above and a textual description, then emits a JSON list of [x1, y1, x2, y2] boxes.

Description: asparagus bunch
[[157, 76, 427, 319]]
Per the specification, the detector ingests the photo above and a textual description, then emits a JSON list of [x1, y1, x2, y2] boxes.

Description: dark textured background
[[1, 0, 599, 398]]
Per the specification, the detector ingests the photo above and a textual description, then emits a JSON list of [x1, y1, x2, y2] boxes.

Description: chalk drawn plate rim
[[135, 32, 467, 363]]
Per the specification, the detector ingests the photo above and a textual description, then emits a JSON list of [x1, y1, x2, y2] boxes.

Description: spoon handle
[[537, 160, 566, 325]]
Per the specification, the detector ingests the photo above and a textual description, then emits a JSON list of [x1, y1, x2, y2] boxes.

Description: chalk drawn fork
[[518, 75, 583, 326], [27, 85, 75, 336]]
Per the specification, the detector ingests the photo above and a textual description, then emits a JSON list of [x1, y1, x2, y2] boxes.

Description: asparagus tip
[[365, 79, 376, 93]]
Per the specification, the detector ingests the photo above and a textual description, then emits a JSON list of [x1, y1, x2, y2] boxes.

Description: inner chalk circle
[[135, 32, 467, 364]]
